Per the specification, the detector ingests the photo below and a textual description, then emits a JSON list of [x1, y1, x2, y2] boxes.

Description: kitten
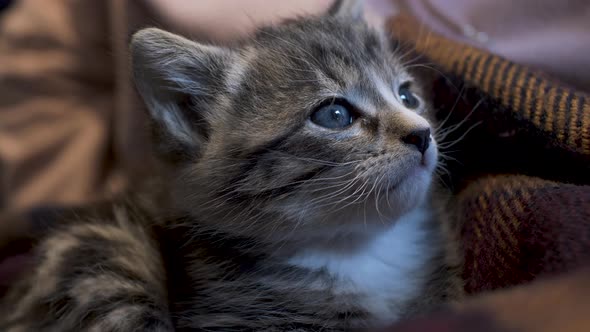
[[0, 0, 461, 330]]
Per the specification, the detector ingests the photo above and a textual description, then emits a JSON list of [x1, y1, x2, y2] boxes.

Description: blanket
[[374, 15, 590, 332]]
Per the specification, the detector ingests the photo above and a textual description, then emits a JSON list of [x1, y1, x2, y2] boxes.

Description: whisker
[[435, 98, 484, 142], [435, 85, 466, 132], [438, 152, 463, 165], [438, 120, 483, 150], [374, 173, 388, 223], [309, 178, 366, 208]]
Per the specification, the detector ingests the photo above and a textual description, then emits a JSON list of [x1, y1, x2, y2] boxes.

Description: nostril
[[402, 128, 431, 155]]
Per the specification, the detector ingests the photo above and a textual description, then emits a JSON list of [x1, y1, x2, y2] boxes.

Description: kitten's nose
[[402, 128, 431, 155]]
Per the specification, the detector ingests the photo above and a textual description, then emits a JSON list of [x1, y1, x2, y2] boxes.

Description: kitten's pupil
[[398, 83, 420, 109], [311, 103, 354, 129]]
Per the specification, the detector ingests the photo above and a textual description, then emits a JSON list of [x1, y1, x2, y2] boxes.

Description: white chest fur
[[287, 208, 435, 324]]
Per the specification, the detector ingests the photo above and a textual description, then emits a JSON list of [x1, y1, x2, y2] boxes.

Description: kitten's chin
[[310, 168, 433, 230], [370, 149, 437, 221], [287, 174, 433, 250], [272, 169, 434, 250], [385, 167, 433, 212], [272, 149, 437, 245], [378, 146, 438, 217]]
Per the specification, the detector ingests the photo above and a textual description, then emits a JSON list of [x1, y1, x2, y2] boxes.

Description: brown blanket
[[1, 2, 590, 331], [389, 14, 590, 290], [375, 15, 590, 331]]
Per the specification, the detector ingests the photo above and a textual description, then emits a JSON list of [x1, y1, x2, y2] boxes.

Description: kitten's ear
[[131, 28, 232, 161], [327, 0, 364, 20]]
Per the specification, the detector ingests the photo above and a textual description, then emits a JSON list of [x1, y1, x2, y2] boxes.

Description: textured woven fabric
[[458, 175, 590, 292], [388, 15, 590, 292], [374, 14, 590, 332], [390, 16, 590, 156]]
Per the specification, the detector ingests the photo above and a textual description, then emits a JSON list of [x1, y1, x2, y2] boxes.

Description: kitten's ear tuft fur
[[131, 28, 232, 161], [327, 0, 364, 20]]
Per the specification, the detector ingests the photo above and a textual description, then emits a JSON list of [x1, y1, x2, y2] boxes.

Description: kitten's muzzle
[[402, 128, 431, 155]]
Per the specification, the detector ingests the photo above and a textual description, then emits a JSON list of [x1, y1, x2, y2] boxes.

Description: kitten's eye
[[398, 83, 420, 109], [310, 103, 354, 129]]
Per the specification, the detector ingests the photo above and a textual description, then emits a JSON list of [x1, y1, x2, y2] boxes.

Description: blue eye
[[398, 83, 420, 109], [310, 103, 354, 129]]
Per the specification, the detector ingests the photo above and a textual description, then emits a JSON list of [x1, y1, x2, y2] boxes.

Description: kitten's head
[[131, 0, 438, 244]]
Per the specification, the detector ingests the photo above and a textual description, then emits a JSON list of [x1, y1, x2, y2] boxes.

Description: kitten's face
[[132, 4, 438, 243]]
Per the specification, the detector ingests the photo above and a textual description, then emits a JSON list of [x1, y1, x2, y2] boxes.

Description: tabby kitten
[[0, 0, 461, 330]]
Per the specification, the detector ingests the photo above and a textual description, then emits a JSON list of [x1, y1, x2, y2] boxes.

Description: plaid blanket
[[372, 15, 590, 332]]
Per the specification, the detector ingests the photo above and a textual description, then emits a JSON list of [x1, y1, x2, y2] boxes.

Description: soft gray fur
[[0, 1, 462, 331]]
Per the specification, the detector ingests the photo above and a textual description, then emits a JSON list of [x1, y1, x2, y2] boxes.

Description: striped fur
[[0, 204, 173, 331], [1, 2, 461, 330]]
